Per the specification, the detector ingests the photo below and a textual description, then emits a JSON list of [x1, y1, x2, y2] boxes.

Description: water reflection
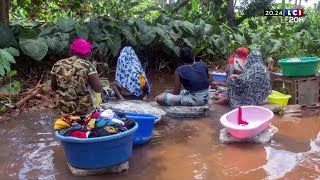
[[263, 147, 300, 179], [264, 131, 320, 179]]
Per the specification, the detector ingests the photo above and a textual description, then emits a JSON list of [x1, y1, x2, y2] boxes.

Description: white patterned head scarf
[[115, 46, 150, 96]]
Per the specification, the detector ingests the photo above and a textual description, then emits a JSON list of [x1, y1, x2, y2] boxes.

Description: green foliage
[[19, 29, 48, 61], [0, 48, 19, 77], [4, 0, 320, 69], [46, 32, 69, 55], [0, 70, 21, 105], [0, 23, 18, 48]]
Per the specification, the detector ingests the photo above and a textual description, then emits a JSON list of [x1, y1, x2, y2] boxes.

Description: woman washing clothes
[[156, 47, 210, 106], [213, 47, 249, 105], [227, 51, 271, 107], [51, 38, 104, 115], [111, 46, 150, 100]]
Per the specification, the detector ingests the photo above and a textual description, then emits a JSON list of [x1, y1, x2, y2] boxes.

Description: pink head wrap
[[70, 38, 92, 56]]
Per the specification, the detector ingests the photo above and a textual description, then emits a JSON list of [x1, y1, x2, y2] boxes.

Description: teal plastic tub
[[278, 57, 320, 76]]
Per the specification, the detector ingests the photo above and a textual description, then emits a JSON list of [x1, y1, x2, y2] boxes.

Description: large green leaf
[[75, 23, 90, 40], [0, 23, 18, 48], [250, 32, 261, 44], [213, 38, 223, 50], [7, 70, 17, 77], [57, 18, 76, 32], [155, 26, 168, 39], [0, 66, 4, 76], [19, 30, 48, 61], [170, 20, 183, 35], [98, 42, 108, 56], [234, 34, 247, 45], [119, 22, 137, 46], [0, 80, 20, 96], [161, 38, 179, 56], [135, 18, 148, 34], [173, 46, 180, 57], [106, 34, 121, 56], [249, 43, 260, 50], [46, 32, 69, 55], [139, 30, 156, 46], [183, 37, 197, 48], [0, 49, 15, 63], [270, 39, 282, 53], [220, 35, 230, 48], [182, 21, 196, 35], [0, 49, 15, 76], [11, 80, 21, 96], [204, 24, 213, 35], [3, 47, 20, 57], [168, 31, 179, 42], [38, 27, 55, 37]]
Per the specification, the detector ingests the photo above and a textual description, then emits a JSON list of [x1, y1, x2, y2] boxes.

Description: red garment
[[69, 131, 87, 138], [228, 47, 249, 65], [83, 112, 101, 125], [91, 112, 101, 118]]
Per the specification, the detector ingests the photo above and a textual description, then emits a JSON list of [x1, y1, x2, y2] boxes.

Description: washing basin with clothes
[[220, 106, 274, 139]]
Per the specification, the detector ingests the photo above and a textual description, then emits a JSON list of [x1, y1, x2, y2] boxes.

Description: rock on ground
[[68, 161, 129, 176], [100, 100, 166, 122], [149, 101, 211, 119], [220, 125, 278, 144]]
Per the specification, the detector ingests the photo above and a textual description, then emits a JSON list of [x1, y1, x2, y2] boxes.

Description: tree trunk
[[227, 0, 236, 27], [298, 0, 301, 7], [294, 0, 298, 7], [0, 0, 10, 25]]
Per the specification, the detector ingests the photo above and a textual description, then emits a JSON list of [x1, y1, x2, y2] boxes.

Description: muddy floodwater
[[0, 74, 320, 180]]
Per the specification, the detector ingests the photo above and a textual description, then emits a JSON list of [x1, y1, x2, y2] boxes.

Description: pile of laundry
[[54, 109, 136, 138], [211, 84, 227, 100]]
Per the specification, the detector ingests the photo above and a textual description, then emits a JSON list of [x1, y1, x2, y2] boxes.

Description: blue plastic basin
[[55, 123, 138, 169], [125, 112, 157, 145], [211, 72, 227, 82]]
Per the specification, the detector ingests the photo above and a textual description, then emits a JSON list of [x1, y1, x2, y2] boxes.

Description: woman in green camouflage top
[[51, 38, 103, 115]]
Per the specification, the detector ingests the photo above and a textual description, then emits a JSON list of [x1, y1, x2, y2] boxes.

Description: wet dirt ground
[[0, 74, 319, 180]]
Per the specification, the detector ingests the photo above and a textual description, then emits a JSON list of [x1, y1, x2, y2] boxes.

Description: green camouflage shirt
[[51, 56, 97, 115]]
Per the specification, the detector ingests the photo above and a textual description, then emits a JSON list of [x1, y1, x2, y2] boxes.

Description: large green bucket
[[278, 57, 320, 76]]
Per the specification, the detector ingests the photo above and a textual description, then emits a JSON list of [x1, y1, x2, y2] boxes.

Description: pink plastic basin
[[220, 106, 274, 139]]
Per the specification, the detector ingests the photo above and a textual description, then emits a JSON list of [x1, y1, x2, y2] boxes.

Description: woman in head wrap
[[226, 47, 249, 77], [227, 51, 271, 107], [51, 38, 103, 115], [111, 46, 150, 100], [212, 47, 249, 104]]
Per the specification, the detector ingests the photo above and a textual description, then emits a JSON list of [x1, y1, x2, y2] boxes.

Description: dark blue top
[[176, 61, 209, 92]]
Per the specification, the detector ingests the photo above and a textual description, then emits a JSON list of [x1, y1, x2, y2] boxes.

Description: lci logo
[[284, 9, 304, 16]]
